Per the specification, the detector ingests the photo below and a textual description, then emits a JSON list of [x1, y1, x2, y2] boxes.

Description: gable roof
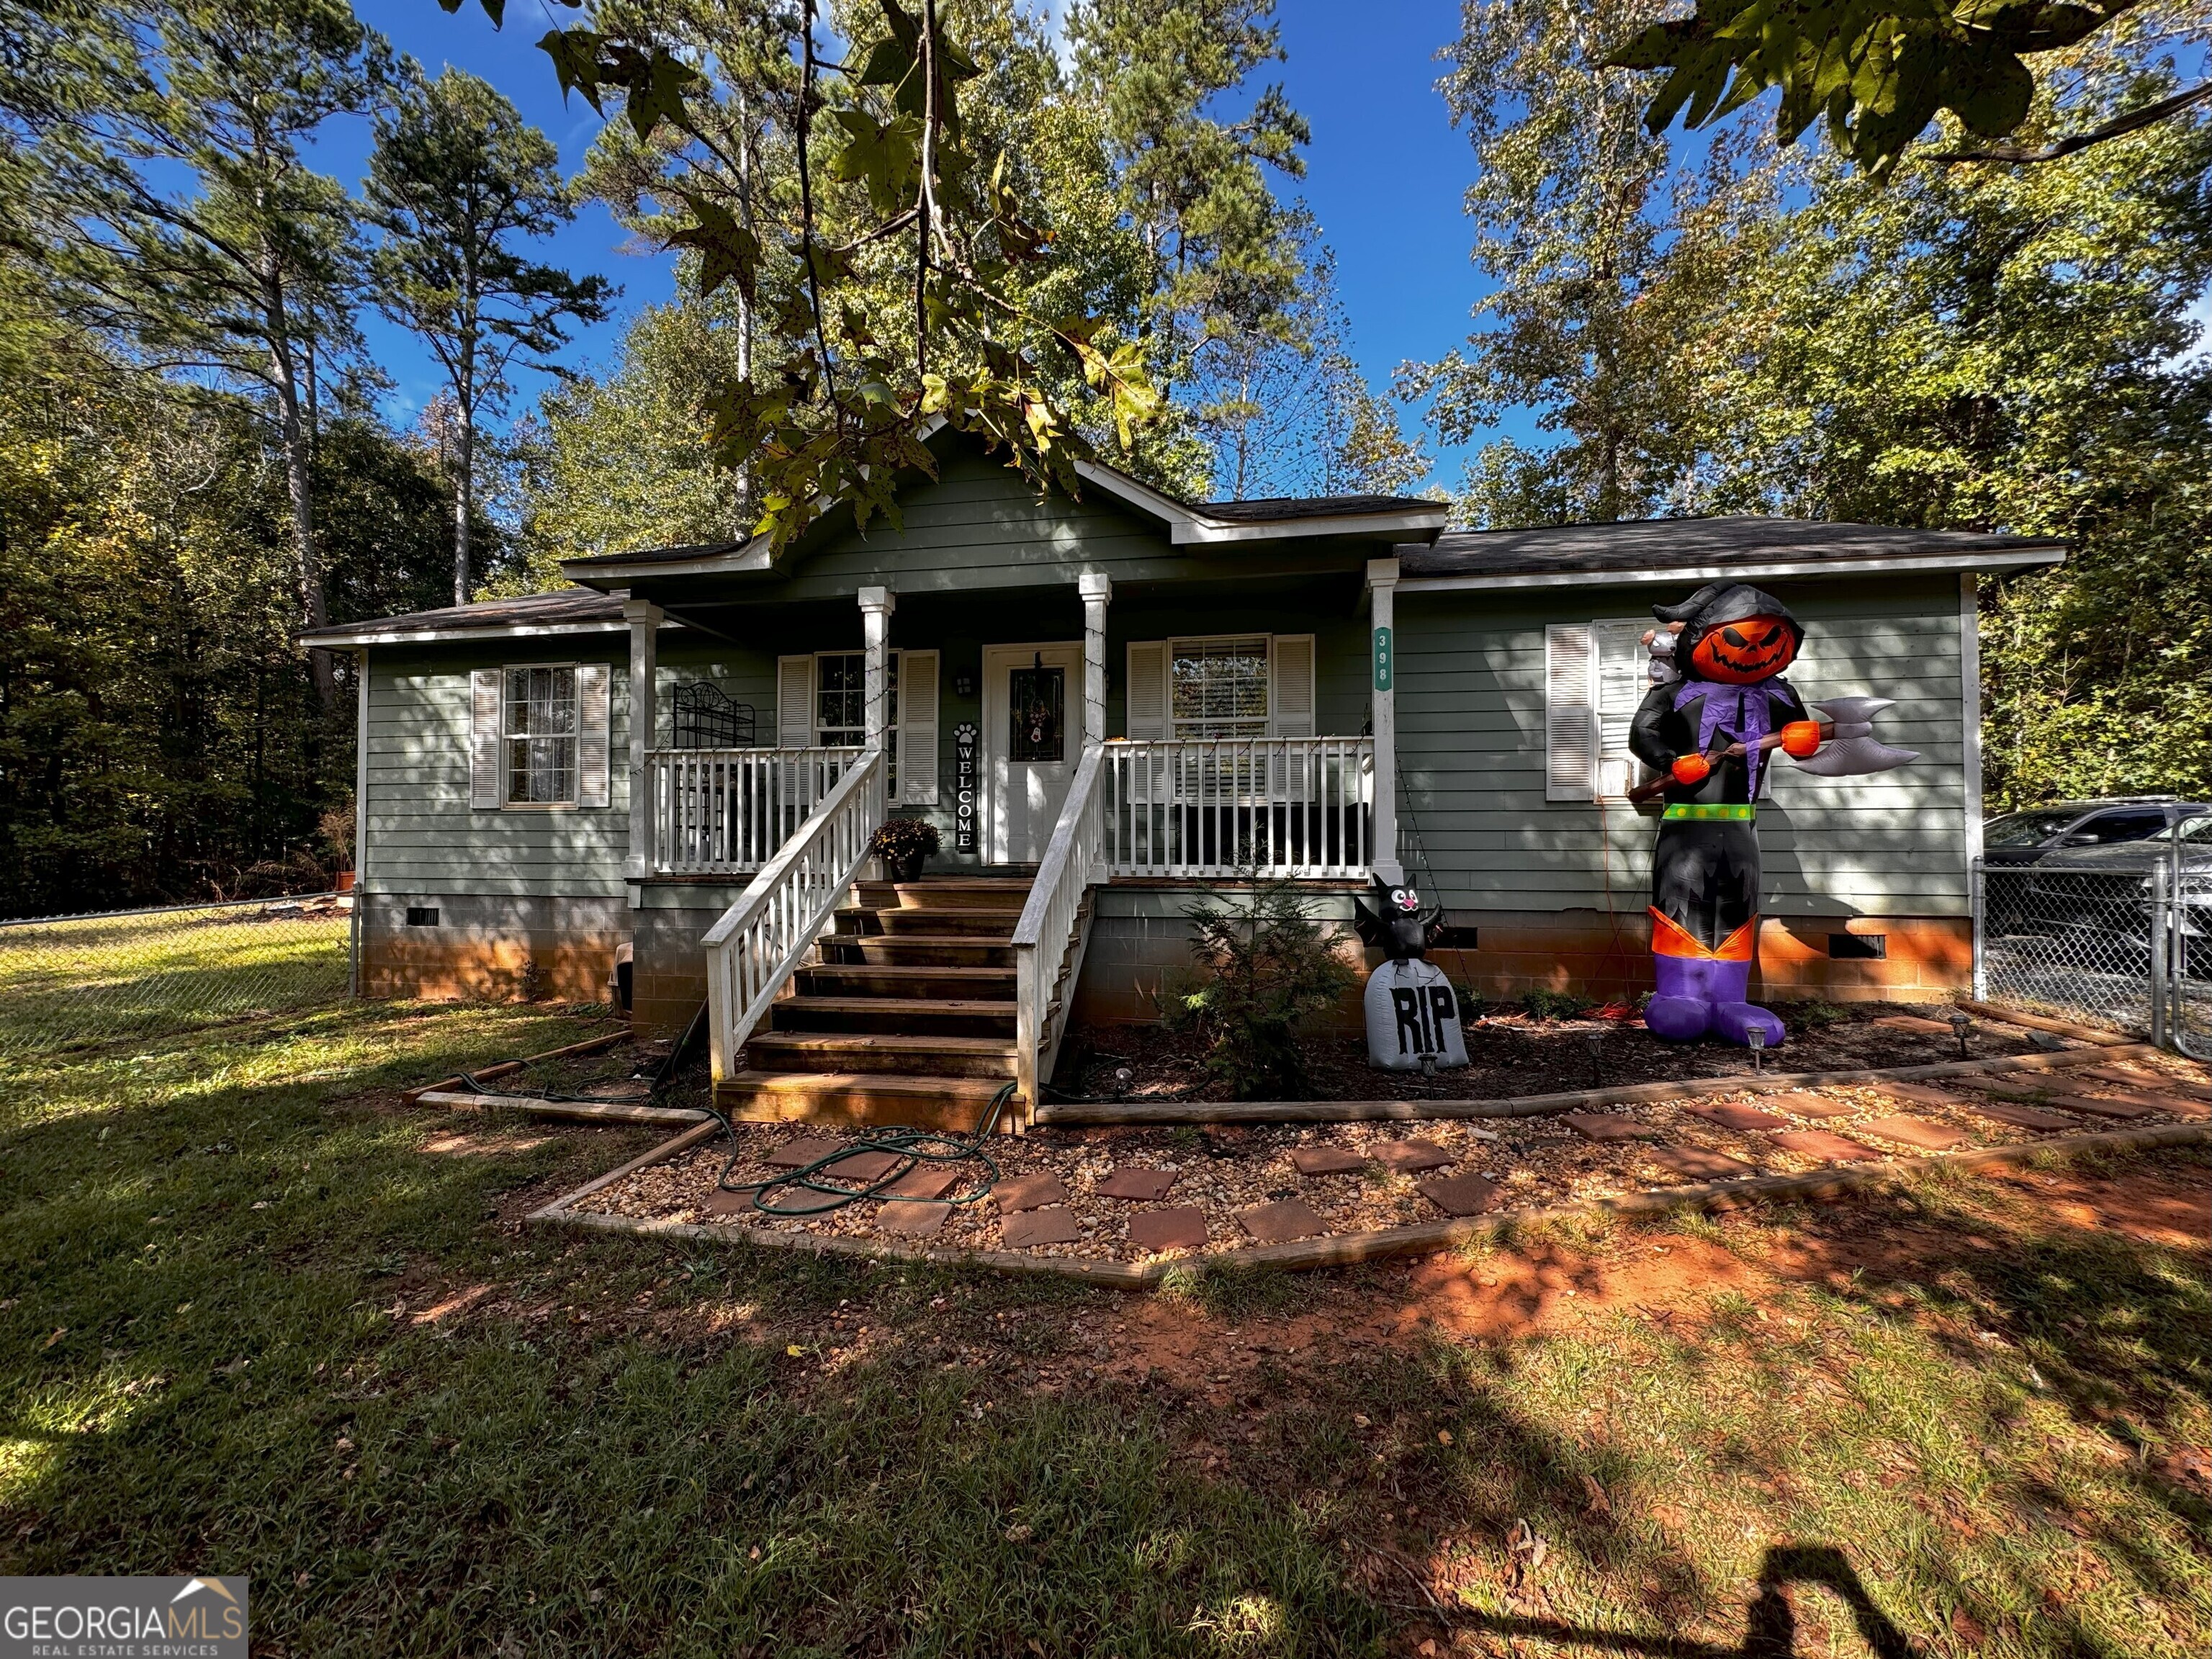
[[1399, 515, 2064, 590], [558, 424, 1448, 584]]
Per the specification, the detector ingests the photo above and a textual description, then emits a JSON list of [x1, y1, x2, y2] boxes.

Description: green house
[[304, 426, 2062, 1126]]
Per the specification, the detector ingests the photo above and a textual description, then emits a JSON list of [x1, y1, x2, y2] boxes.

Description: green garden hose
[[709, 1081, 1018, 1218]]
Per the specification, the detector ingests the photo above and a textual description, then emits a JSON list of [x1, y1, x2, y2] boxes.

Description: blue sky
[[333, 1, 1498, 494]]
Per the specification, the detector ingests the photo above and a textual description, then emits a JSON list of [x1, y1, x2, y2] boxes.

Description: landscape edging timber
[[1030, 1040, 2158, 1126], [526, 1118, 2211, 1288]]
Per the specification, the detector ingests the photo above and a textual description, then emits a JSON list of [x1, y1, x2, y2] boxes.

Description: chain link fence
[[0, 892, 354, 1062], [1975, 854, 2212, 1058]]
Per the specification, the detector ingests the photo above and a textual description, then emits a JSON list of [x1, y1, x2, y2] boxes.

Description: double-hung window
[[468, 662, 611, 810], [505, 665, 577, 804], [1124, 633, 1316, 741], [776, 649, 940, 805]]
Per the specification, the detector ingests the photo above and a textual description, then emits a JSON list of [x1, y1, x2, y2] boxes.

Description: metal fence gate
[[1974, 856, 2211, 1058]]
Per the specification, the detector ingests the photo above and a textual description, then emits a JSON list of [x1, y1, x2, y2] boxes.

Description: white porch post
[[623, 598, 662, 884], [859, 585, 896, 751], [1366, 557, 1403, 884], [1079, 572, 1111, 748]]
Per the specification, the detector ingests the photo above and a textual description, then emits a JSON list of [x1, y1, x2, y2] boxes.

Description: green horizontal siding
[[1396, 575, 1972, 918]]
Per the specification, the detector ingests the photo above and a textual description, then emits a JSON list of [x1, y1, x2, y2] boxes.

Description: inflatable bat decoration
[[1625, 583, 1917, 1049], [1353, 875, 1440, 963]]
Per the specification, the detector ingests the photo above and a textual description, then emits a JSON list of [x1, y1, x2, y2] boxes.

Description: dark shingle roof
[[1403, 516, 2064, 580], [563, 539, 750, 569], [1197, 493, 1442, 523], [299, 587, 625, 642]]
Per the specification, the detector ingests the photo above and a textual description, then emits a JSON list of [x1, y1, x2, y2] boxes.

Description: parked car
[[1982, 797, 2207, 867], [2023, 811, 2212, 973]]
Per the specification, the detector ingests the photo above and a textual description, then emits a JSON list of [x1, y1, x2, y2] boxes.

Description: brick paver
[[1977, 1079, 2056, 1102], [1768, 1128, 1883, 1164], [765, 1137, 845, 1169], [1755, 1092, 1856, 1119], [881, 1166, 962, 1200], [1236, 1198, 1328, 1244], [876, 1200, 950, 1238], [1561, 1112, 1658, 1142], [1645, 1146, 1753, 1180], [1858, 1115, 1971, 1151], [1126, 1207, 1209, 1253], [1289, 1146, 1368, 1176], [2042, 1094, 2159, 1120], [1000, 1207, 1082, 1249], [821, 1150, 903, 1182], [1372, 1139, 1454, 1173], [1686, 1102, 1789, 1131], [1416, 1173, 1502, 1216], [1877, 1082, 1970, 1108], [702, 1185, 753, 1216], [993, 1172, 1071, 1211], [1095, 1166, 1177, 1201], [1963, 1099, 2074, 1130]]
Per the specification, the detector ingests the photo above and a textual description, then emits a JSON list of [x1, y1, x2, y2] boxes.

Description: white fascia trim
[[1396, 545, 2064, 593], [559, 538, 775, 583], [306, 618, 685, 648], [1071, 459, 1447, 546]]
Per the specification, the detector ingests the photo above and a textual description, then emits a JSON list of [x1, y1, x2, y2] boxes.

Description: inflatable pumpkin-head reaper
[[1627, 582, 1912, 1048]]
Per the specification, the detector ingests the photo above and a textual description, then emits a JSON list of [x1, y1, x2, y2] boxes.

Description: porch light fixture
[[953, 670, 976, 698]]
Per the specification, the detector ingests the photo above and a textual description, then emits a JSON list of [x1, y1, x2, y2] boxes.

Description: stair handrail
[[702, 745, 888, 1084], [1010, 743, 1106, 1116]]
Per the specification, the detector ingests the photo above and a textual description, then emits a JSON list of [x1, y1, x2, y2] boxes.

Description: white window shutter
[[1545, 623, 1597, 803], [901, 649, 939, 804], [1270, 634, 1316, 738], [576, 662, 611, 807], [470, 668, 503, 809], [777, 655, 814, 747], [1125, 641, 1167, 739], [1591, 621, 1649, 799]]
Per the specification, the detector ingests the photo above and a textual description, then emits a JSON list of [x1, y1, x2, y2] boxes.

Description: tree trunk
[[271, 321, 334, 706], [454, 395, 475, 607]]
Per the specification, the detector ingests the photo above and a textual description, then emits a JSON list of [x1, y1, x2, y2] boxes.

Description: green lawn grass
[[1, 1000, 2206, 1656], [0, 902, 350, 1058]]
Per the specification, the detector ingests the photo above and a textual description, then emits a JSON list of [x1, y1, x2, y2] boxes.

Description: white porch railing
[[1102, 737, 1374, 878], [1011, 745, 1106, 1115], [703, 747, 887, 1083], [647, 746, 864, 875]]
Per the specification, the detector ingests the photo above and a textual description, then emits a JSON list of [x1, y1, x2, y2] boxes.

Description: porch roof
[[299, 587, 637, 648], [1398, 515, 2066, 590]]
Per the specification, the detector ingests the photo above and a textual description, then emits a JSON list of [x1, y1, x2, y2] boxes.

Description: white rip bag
[[1364, 957, 1469, 1071]]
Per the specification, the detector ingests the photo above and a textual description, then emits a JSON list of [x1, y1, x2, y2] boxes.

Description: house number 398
[[1372, 626, 1393, 693]]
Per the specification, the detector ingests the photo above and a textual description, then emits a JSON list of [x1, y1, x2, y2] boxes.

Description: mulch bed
[[564, 1049, 2211, 1269], [1056, 1002, 2046, 1103]]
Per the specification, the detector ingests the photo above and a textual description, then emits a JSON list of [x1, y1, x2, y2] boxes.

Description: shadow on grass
[[1434, 1544, 1914, 1656]]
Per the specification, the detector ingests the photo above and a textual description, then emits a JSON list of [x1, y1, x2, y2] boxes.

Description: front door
[[983, 642, 1082, 865]]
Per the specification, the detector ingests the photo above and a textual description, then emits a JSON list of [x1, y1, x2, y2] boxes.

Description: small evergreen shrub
[[1520, 989, 1588, 1022], [1164, 878, 1357, 1100]]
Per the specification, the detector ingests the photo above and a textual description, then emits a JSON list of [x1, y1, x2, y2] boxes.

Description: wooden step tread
[[777, 997, 1016, 1017], [819, 935, 1019, 951], [722, 1069, 1012, 1098], [750, 1031, 1015, 1057], [801, 964, 1016, 982]]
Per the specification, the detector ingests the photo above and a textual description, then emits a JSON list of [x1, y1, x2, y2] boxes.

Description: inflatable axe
[[1792, 697, 1917, 777]]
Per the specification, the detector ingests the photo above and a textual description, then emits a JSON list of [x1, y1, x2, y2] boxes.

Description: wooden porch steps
[[716, 874, 1033, 1131]]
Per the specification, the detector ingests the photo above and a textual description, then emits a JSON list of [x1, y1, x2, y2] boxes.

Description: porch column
[[1079, 572, 1112, 747], [1365, 557, 1403, 884], [622, 597, 662, 884], [859, 585, 895, 750]]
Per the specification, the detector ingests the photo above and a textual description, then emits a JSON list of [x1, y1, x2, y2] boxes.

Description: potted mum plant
[[871, 817, 940, 883]]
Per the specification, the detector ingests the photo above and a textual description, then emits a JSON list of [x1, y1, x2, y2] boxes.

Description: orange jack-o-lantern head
[[1688, 615, 1798, 684]]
